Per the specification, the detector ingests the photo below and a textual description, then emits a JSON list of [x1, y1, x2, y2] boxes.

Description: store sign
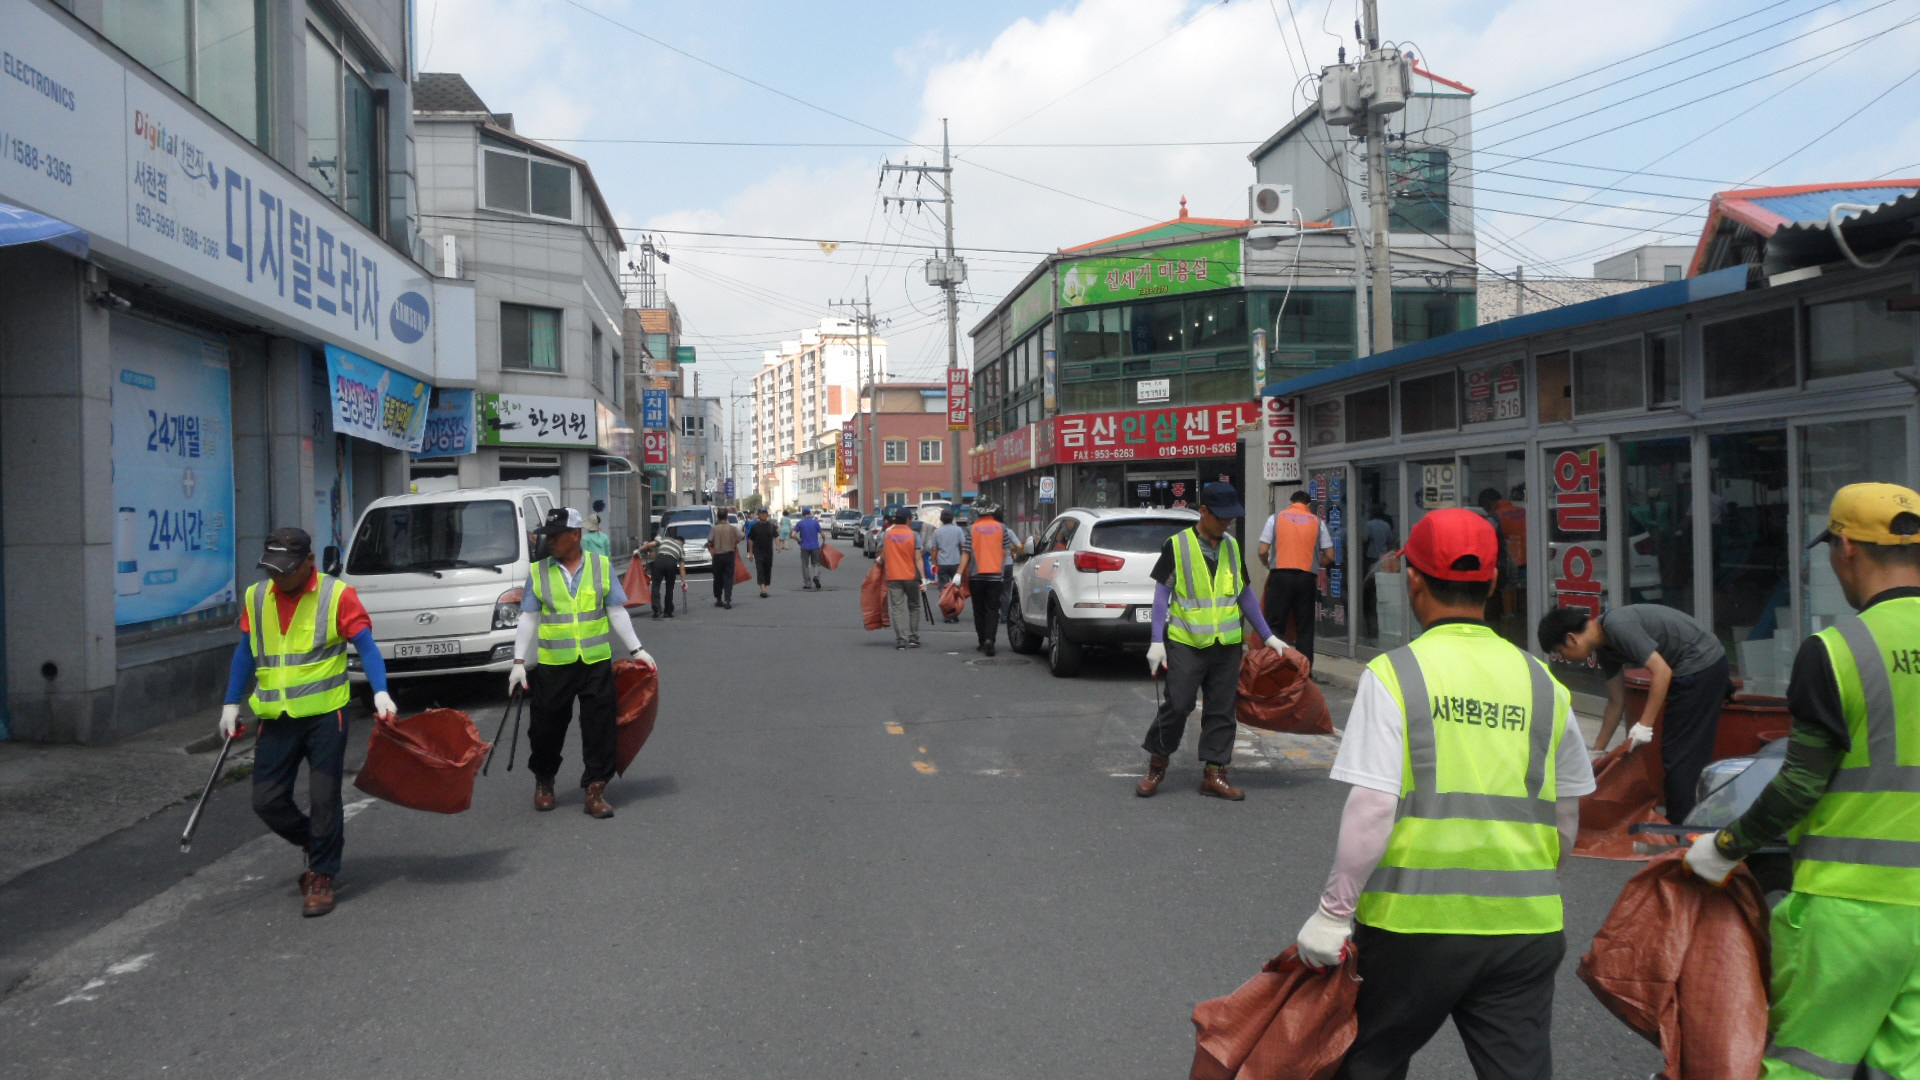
[[1037, 475, 1056, 503], [1010, 275, 1052, 338], [975, 423, 1038, 483], [642, 430, 670, 470], [1136, 378, 1171, 403], [1043, 349, 1059, 412], [1550, 445, 1607, 618], [839, 420, 857, 478], [324, 345, 430, 451], [1420, 463, 1459, 509], [1057, 237, 1241, 309], [1260, 395, 1301, 483], [480, 393, 596, 447], [415, 388, 476, 458], [110, 319, 235, 625], [1463, 360, 1525, 424], [947, 368, 971, 429], [1053, 401, 1258, 464], [642, 389, 669, 430]]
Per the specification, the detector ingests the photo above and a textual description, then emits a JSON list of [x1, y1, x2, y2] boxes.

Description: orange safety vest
[[969, 521, 1007, 577], [1493, 501, 1528, 568], [1270, 507, 1323, 572], [882, 525, 920, 581]]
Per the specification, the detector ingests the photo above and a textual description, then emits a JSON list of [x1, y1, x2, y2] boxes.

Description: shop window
[[1621, 435, 1693, 613], [1388, 149, 1450, 235], [1545, 441, 1610, 697], [883, 439, 909, 464], [501, 304, 562, 372], [1271, 290, 1356, 347], [1060, 380, 1125, 413], [1100, 306, 1135, 358], [1357, 463, 1405, 652], [1462, 451, 1530, 649], [105, 0, 266, 147], [1536, 351, 1572, 422], [1060, 310, 1101, 363], [1309, 398, 1344, 446], [1393, 292, 1471, 348], [1703, 308, 1796, 397], [1807, 290, 1918, 379], [1709, 429, 1789, 696], [1346, 386, 1391, 442], [1648, 331, 1681, 406], [1572, 338, 1644, 414], [1802, 417, 1907, 638], [1185, 367, 1247, 406], [1188, 294, 1247, 351], [1398, 371, 1457, 434], [1461, 360, 1525, 425], [306, 14, 383, 230], [1130, 300, 1186, 355], [483, 135, 575, 221], [919, 439, 943, 464]]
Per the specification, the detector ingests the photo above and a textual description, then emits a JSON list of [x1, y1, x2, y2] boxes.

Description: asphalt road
[[0, 546, 1661, 1078]]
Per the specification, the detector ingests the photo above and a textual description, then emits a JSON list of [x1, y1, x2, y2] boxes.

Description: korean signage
[[642, 430, 670, 471], [947, 368, 971, 430], [415, 388, 476, 458], [642, 389, 670, 430], [1260, 395, 1301, 483], [1463, 360, 1525, 425], [974, 423, 1038, 483], [1419, 463, 1459, 509], [1550, 444, 1607, 618], [324, 344, 430, 452], [1043, 348, 1058, 412], [1053, 401, 1258, 465], [1137, 378, 1171, 404], [110, 318, 235, 626], [1037, 475, 1056, 503], [838, 421, 856, 482], [1057, 237, 1241, 309], [479, 393, 596, 447]]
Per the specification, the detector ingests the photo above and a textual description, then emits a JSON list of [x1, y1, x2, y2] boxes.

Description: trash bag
[[353, 708, 490, 814], [820, 544, 844, 571], [613, 658, 660, 777], [1190, 945, 1362, 1080], [939, 581, 966, 619], [622, 553, 652, 606], [1236, 643, 1335, 736], [1575, 743, 1670, 860], [1578, 852, 1772, 1080], [734, 554, 753, 585], [861, 562, 890, 630]]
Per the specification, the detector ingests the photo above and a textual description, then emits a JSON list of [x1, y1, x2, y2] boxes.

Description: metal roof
[[1690, 180, 1920, 276]]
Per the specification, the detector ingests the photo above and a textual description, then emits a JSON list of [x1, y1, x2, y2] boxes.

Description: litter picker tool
[[921, 587, 936, 624], [180, 724, 243, 853], [484, 691, 525, 775]]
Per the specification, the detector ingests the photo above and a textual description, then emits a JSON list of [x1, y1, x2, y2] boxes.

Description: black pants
[[252, 708, 347, 876], [1264, 568, 1318, 665], [753, 549, 774, 587], [527, 660, 618, 787], [1142, 640, 1242, 766], [1661, 656, 1731, 824], [712, 553, 735, 603], [650, 560, 677, 615], [1339, 924, 1564, 1080], [969, 574, 1003, 647]]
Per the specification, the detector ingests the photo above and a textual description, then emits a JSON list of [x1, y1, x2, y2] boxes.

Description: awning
[[590, 455, 637, 476], [0, 203, 88, 258]]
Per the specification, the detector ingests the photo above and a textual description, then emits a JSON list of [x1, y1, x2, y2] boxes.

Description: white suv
[[1007, 507, 1198, 677]]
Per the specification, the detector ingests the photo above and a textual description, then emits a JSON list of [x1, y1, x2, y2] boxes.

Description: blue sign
[[723, 478, 735, 499], [324, 344, 431, 452], [388, 291, 431, 344], [415, 388, 476, 458], [642, 389, 669, 430]]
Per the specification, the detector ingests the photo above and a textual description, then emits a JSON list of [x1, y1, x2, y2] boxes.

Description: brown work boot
[[297, 869, 314, 894], [583, 781, 614, 819], [302, 874, 335, 917], [534, 776, 557, 812], [1199, 765, 1245, 801], [1135, 754, 1171, 798]]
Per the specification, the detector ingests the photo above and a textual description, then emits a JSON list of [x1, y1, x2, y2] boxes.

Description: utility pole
[[881, 123, 966, 499], [1318, 1, 1407, 357], [1361, 0, 1394, 354], [831, 280, 879, 513]]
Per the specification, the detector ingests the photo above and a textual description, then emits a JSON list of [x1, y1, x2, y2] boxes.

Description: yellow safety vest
[[247, 575, 351, 719], [1359, 623, 1570, 935], [1791, 598, 1920, 907], [1166, 528, 1244, 648], [530, 554, 614, 666]]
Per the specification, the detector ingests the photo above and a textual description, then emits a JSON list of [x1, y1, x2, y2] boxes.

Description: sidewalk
[[1310, 651, 1606, 746]]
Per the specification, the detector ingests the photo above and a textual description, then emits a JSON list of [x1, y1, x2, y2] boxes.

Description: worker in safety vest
[[1687, 483, 1920, 1080], [1137, 482, 1291, 801], [1258, 489, 1335, 666], [1294, 508, 1595, 1079], [880, 505, 926, 650], [508, 508, 653, 819], [957, 503, 1020, 656], [220, 527, 399, 918]]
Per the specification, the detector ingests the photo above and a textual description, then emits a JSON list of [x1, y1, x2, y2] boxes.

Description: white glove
[[633, 648, 656, 669], [218, 704, 241, 738], [1295, 904, 1353, 969], [1146, 642, 1167, 677], [507, 664, 530, 696], [1627, 722, 1655, 750], [1265, 634, 1291, 656], [372, 691, 398, 722], [1685, 830, 1739, 886]]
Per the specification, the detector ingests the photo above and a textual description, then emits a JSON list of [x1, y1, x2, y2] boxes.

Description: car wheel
[[1047, 604, 1083, 678], [1006, 597, 1043, 654]]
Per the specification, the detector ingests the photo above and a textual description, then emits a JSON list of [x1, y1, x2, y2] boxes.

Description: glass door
[[1356, 461, 1406, 653], [1307, 466, 1350, 653], [1709, 428, 1790, 696], [1460, 448, 1530, 649]]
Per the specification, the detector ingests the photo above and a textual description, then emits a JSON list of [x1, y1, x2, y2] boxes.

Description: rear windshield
[[348, 500, 519, 574], [668, 523, 711, 540], [661, 508, 710, 527], [836, 511, 861, 520], [1090, 519, 1190, 554]]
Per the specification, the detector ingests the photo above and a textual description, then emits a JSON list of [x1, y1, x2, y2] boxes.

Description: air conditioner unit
[[1249, 184, 1295, 225]]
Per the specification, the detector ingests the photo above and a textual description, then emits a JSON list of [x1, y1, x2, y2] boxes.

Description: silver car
[[1007, 507, 1198, 678]]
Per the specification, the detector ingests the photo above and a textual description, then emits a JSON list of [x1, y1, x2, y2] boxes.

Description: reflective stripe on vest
[[1357, 625, 1567, 935], [970, 522, 1007, 577], [1270, 508, 1321, 572], [1167, 528, 1244, 648], [247, 575, 350, 718], [530, 554, 613, 666], [1791, 601, 1920, 905]]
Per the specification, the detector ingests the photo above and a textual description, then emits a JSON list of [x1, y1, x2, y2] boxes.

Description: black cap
[[1200, 482, 1245, 519], [533, 507, 584, 537], [258, 527, 312, 575]]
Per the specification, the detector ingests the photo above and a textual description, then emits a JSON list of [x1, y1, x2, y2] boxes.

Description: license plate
[[392, 639, 460, 659], [1134, 608, 1153, 623]]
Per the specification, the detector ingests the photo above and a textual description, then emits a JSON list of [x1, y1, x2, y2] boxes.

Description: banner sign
[[324, 344, 430, 452], [642, 388, 669, 430], [946, 368, 971, 430], [1463, 360, 1525, 424], [415, 388, 475, 458], [1260, 395, 1301, 483], [1549, 444, 1607, 619], [479, 392, 596, 447], [1053, 401, 1258, 464], [837, 421, 855, 484], [1057, 237, 1241, 309], [642, 430, 670, 470], [110, 318, 235, 625]]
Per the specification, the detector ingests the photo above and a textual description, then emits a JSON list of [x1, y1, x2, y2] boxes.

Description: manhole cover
[[967, 658, 1032, 666]]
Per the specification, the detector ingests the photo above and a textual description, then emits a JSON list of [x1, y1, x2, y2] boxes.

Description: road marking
[[54, 952, 154, 1006], [885, 722, 905, 735], [912, 760, 937, 775]]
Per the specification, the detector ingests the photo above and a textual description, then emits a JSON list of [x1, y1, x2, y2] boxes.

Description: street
[[0, 549, 1660, 1079]]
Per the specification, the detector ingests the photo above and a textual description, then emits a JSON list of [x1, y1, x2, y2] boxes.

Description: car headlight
[[494, 587, 524, 630]]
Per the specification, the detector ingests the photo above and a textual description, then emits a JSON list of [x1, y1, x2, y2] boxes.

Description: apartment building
[[750, 318, 885, 483]]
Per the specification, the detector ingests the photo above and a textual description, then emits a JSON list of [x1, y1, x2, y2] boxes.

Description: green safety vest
[[530, 554, 614, 666], [1358, 623, 1570, 935], [247, 575, 351, 719], [1791, 598, 1920, 907], [1166, 528, 1244, 648]]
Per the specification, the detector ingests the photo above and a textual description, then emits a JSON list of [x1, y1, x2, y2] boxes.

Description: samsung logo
[[389, 291, 431, 344]]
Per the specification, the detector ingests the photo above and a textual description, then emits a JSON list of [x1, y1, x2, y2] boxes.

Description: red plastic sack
[[1575, 743, 1670, 859], [939, 581, 966, 619], [1578, 852, 1772, 1080], [622, 553, 653, 606], [861, 562, 890, 630], [820, 544, 844, 571], [613, 659, 660, 777], [1236, 643, 1335, 736], [1190, 946, 1362, 1080], [733, 553, 753, 584], [353, 708, 490, 814]]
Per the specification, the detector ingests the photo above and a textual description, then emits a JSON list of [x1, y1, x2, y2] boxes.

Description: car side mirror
[[322, 545, 342, 576]]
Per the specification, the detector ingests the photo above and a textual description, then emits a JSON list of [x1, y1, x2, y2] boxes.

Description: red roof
[[1689, 179, 1920, 275], [1411, 62, 1474, 95]]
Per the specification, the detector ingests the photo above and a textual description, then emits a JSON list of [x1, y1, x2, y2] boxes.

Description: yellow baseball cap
[[1810, 482, 1920, 547]]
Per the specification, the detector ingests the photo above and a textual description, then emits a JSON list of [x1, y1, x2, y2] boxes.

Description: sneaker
[[984, 641, 996, 657], [896, 642, 907, 650], [908, 637, 921, 648]]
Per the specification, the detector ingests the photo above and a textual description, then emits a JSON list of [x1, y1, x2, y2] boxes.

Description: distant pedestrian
[[1259, 490, 1334, 666], [794, 508, 826, 590], [709, 513, 744, 609], [957, 503, 1017, 655], [745, 508, 783, 597], [881, 505, 926, 649], [639, 527, 686, 619], [931, 510, 966, 621], [582, 512, 612, 558]]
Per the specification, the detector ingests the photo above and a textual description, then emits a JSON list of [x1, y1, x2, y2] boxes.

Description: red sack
[[1190, 946, 1362, 1080], [734, 553, 753, 584], [1578, 852, 1772, 1080], [1575, 742, 1670, 859], [353, 708, 490, 814], [1236, 643, 1335, 736], [622, 553, 652, 605], [939, 581, 966, 619], [820, 544, 845, 571], [861, 562, 890, 630], [613, 659, 660, 776]]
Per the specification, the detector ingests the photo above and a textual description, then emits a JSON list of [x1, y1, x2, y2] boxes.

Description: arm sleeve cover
[[1152, 581, 1171, 643], [1721, 719, 1847, 859], [1240, 583, 1275, 642], [1318, 785, 1399, 918], [225, 637, 255, 706], [349, 627, 389, 694], [514, 611, 538, 663], [608, 604, 642, 655], [1557, 797, 1581, 866]]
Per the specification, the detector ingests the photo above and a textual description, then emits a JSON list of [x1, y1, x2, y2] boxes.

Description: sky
[[417, 0, 1920, 398]]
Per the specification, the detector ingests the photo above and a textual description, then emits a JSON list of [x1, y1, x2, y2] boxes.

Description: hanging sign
[[642, 430, 670, 470], [415, 388, 476, 458], [947, 368, 971, 430], [1260, 395, 1301, 483], [642, 388, 670, 430], [324, 344, 430, 452]]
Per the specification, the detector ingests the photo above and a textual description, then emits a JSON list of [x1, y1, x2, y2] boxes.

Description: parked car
[[660, 505, 717, 535], [1006, 507, 1199, 678], [832, 509, 864, 539], [664, 521, 713, 575], [338, 486, 553, 684], [864, 516, 928, 560]]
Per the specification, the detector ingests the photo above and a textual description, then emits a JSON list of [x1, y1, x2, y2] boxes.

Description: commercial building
[[845, 383, 972, 512], [1597, 244, 1697, 283], [751, 318, 885, 480]]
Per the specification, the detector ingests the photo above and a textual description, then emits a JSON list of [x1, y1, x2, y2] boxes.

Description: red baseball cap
[[1403, 508, 1500, 582]]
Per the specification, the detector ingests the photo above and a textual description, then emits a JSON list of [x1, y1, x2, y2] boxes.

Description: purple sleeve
[[1240, 582, 1275, 641], [1151, 581, 1171, 643]]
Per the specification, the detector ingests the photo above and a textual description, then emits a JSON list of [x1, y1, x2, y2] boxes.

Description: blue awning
[[0, 203, 88, 258]]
